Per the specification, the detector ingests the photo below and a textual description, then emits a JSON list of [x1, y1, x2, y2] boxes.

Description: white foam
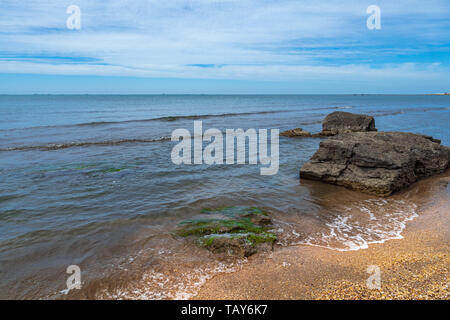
[[101, 259, 246, 300], [337, 106, 353, 109], [276, 199, 419, 252]]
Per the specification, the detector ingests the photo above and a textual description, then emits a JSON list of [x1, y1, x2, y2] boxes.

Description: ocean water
[[0, 95, 449, 299]]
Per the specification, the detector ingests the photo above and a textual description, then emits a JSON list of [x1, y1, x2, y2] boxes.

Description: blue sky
[[0, 0, 449, 94]]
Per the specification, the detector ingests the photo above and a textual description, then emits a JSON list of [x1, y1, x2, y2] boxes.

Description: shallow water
[[0, 95, 449, 299]]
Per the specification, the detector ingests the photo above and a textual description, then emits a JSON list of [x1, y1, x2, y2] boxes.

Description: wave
[[75, 111, 286, 126], [297, 119, 322, 125], [0, 194, 25, 203], [99, 259, 245, 300], [275, 198, 419, 252], [305, 105, 354, 111], [0, 137, 171, 152], [368, 110, 405, 117], [369, 106, 450, 117], [0, 110, 292, 132]]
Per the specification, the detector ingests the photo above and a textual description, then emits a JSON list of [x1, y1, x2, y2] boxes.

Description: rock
[[300, 132, 449, 196], [198, 233, 276, 257], [320, 111, 377, 136], [176, 206, 276, 257], [199, 234, 257, 257], [420, 134, 441, 144], [280, 128, 312, 137], [280, 112, 376, 138]]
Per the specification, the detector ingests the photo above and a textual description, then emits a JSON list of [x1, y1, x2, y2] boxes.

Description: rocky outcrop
[[280, 128, 312, 137], [320, 111, 377, 136], [176, 207, 276, 257], [300, 132, 449, 196], [280, 112, 377, 138]]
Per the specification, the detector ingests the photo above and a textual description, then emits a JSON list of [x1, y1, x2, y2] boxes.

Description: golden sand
[[194, 174, 449, 300]]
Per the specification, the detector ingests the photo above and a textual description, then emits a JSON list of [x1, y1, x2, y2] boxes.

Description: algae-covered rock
[[197, 232, 276, 257], [176, 206, 276, 257]]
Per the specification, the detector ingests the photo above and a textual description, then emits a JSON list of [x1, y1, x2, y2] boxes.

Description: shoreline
[[193, 171, 449, 300]]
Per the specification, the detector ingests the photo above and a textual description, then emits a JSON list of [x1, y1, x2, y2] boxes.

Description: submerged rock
[[176, 206, 276, 257], [197, 232, 276, 257], [320, 111, 377, 136], [300, 131, 449, 196], [280, 128, 312, 137]]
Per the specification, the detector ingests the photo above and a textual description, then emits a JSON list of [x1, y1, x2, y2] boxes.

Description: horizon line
[[1, 93, 449, 96]]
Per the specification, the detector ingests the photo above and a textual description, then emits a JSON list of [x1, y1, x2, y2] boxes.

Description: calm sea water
[[0, 95, 449, 299]]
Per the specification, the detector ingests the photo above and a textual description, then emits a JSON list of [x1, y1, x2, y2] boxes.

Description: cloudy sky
[[0, 0, 449, 93]]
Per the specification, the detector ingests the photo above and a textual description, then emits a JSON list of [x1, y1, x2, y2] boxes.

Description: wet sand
[[194, 173, 449, 300]]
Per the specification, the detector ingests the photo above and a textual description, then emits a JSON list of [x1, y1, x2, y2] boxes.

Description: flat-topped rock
[[280, 128, 312, 137], [300, 131, 449, 196], [280, 112, 377, 138], [320, 111, 377, 136]]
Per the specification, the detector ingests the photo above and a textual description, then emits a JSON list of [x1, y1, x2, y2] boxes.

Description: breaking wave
[[0, 137, 171, 151], [275, 198, 419, 251], [99, 259, 245, 300], [0, 110, 293, 132]]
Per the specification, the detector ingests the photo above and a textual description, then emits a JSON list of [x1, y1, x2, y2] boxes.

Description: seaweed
[[176, 206, 276, 255]]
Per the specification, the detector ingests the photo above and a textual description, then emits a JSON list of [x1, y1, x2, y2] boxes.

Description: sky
[[0, 0, 449, 94]]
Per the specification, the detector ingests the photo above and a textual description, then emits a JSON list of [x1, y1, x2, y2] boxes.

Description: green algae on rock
[[176, 206, 276, 257]]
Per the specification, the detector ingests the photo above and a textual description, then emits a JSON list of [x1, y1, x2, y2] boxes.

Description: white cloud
[[0, 0, 449, 81]]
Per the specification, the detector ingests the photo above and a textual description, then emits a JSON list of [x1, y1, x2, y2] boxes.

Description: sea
[[0, 94, 449, 299]]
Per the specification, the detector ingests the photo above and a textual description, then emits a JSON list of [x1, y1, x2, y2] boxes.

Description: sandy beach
[[194, 172, 449, 300]]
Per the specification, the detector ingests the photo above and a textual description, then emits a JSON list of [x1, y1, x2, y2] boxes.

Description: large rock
[[321, 111, 377, 136], [300, 132, 449, 196], [280, 112, 377, 139]]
